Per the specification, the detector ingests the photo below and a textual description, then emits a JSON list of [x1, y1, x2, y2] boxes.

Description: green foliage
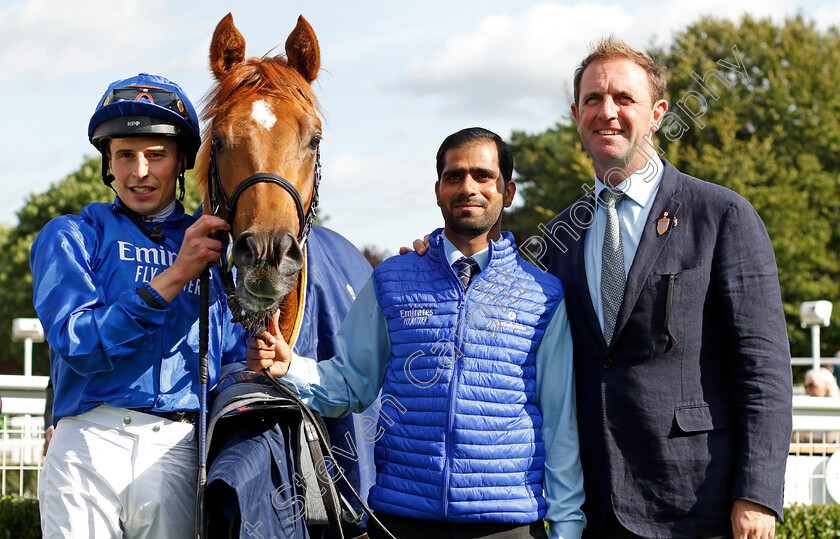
[[776, 503, 840, 538], [181, 169, 204, 216], [0, 496, 40, 539], [0, 496, 835, 539], [507, 15, 840, 358], [533, 504, 840, 537], [0, 156, 110, 375], [656, 15, 840, 358], [505, 122, 594, 244], [2, 468, 39, 502]]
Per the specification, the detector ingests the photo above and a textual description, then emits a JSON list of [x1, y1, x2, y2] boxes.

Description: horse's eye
[[309, 134, 322, 149], [212, 135, 225, 154]]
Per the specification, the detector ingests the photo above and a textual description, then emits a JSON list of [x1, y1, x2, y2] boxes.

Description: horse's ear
[[210, 13, 246, 79], [285, 15, 320, 83]]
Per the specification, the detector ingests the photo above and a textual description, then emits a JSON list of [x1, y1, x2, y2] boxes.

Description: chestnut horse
[[197, 13, 322, 338], [196, 13, 379, 539]]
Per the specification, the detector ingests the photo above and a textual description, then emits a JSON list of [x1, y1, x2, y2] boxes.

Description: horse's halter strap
[[207, 143, 321, 245], [207, 141, 321, 335]]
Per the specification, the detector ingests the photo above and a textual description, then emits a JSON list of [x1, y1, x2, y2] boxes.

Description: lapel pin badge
[[656, 211, 671, 236]]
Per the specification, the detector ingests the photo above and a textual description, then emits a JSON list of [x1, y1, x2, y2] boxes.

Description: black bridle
[[207, 141, 321, 243], [198, 137, 395, 539], [206, 141, 321, 335], [195, 141, 322, 537]]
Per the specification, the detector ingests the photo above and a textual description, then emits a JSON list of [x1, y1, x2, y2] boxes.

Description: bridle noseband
[[207, 141, 321, 334], [207, 142, 321, 244]]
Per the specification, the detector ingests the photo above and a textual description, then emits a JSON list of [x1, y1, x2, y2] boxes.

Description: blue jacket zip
[[441, 242, 465, 518]]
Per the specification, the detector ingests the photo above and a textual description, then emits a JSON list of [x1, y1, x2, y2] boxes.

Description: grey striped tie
[[454, 256, 480, 289], [600, 188, 627, 346]]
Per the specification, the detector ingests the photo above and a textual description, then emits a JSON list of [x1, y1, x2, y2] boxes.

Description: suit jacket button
[[602, 358, 613, 369]]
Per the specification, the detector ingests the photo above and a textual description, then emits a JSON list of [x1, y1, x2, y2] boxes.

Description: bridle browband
[[207, 141, 321, 335]]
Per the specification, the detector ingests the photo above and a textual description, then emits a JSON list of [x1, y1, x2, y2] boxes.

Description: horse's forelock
[[194, 54, 321, 195]]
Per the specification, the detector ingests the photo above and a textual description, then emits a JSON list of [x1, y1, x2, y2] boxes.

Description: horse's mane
[[194, 54, 322, 193]]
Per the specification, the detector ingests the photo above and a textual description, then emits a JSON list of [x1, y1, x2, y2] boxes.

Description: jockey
[[32, 73, 245, 539]]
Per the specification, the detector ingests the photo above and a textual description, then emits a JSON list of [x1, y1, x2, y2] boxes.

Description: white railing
[[0, 414, 45, 498], [790, 356, 840, 368], [0, 375, 49, 415], [0, 375, 48, 498], [786, 395, 840, 506], [2, 375, 840, 504]]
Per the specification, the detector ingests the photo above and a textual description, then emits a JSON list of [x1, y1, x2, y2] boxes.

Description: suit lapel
[[611, 161, 683, 346], [566, 191, 607, 348]]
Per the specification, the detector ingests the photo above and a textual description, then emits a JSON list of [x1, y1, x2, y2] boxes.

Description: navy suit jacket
[[537, 160, 792, 538]]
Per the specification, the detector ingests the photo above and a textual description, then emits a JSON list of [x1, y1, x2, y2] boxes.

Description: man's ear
[[504, 180, 516, 208], [571, 102, 581, 133], [651, 99, 668, 131], [435, 180, 441, 207]]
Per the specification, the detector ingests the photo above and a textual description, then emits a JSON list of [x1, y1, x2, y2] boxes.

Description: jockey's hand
[[246, 311, 292, 377], [148, 215, 229, 302], [43, 426, 54, 456], [398, 234, 430, 255]]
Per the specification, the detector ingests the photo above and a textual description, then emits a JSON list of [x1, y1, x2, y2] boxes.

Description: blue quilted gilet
[[368, 229, 565, 523]]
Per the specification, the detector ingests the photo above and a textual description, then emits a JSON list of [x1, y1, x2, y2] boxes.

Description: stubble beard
[[445, 198, 504, 238]]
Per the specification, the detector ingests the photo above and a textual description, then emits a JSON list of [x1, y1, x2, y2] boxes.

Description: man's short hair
[[436, 127, 514, 184], [573, 36, 667, 106]]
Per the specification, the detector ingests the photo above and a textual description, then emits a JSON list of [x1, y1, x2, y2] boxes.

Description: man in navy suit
[[536, 38, 792, 538]]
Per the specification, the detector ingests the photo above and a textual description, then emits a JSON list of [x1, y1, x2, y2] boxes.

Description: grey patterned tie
[[600, 188, 627, 346], [454, 256, 480, 289]]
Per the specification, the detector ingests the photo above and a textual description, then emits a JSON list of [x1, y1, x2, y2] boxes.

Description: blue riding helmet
[[88, 73, 201, 170]]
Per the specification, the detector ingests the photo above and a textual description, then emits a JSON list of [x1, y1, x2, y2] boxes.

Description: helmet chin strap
[[101, 154, 116, 187], [111, 200, 168, 243], [178, 155, 186, 202]]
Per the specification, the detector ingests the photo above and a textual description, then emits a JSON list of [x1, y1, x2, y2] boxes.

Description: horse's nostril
[[274, 231, 304, 268], [232, 232, 256, 267], [232, 230, 303, 270]]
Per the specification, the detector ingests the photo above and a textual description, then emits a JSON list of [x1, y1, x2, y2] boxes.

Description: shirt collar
[[114, 198, 184, 223], [140, 200, 178, 223], [442, 234, 490, 271], [593, 156, 664, 207]]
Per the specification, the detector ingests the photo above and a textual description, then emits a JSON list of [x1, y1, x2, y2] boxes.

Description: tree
[[657, 15, 840, 359], [0, 156, 204, 374], [0, 157, 109, 374], [361, 245, 391, 268], [505, 122, 594, 245], [507, 15, 840, 358]]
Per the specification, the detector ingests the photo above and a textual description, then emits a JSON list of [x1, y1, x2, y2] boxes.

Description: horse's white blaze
[[251, 100, 277, 130]]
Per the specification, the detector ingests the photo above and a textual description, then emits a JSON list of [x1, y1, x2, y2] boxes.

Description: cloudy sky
[[2, 0, 838, 253]]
